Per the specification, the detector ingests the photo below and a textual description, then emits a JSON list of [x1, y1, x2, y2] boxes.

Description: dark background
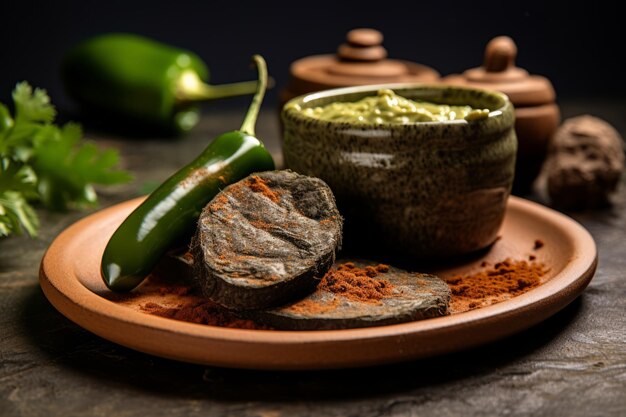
[[1, 1, 624, 111]]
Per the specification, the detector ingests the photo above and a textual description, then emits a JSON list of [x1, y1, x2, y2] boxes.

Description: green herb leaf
[[12, 82, 56, 124], [0, 103, 13, 133], [0, 158, 38, 236], [0, 81, 132, 237], [33, 122, 133, 210]]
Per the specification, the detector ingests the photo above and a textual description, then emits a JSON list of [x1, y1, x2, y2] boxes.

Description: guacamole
[[298, 89, 490, 124]]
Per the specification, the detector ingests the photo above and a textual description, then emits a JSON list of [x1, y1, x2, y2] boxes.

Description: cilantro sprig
[[0, 82, 132, 237]]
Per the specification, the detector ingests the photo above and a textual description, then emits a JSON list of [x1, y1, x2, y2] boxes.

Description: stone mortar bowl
[[281, 84, 517, 260]]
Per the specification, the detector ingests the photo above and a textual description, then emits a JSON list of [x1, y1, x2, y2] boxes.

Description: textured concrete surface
[[1, 103, 625, 417]]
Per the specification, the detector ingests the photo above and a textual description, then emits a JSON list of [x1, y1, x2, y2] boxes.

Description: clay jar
[[280, 28, 440, 106], [282, 84, 516, 260], [443, 36, 560, 193]]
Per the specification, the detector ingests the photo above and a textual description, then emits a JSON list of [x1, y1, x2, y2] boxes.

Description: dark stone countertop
[[1, 101, 625, 417]]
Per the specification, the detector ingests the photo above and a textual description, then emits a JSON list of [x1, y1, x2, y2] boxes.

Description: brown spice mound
[[319, 262, 394, 303], [446, 259, 548, 313], [247, 175, 280, 203]]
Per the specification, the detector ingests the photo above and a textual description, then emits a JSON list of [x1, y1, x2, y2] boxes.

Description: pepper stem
[[239, 55, 267, 137], [176, 70, 260, 102]]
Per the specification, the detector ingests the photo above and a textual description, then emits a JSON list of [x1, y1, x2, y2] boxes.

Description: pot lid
[[285, 28, 440, 97], [444, 36, 556, 106]]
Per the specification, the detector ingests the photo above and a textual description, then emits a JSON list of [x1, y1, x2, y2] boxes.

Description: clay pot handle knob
[[338, 28, 388, 62], [347, 28, 384, 46], [484, 36, 517, 72]]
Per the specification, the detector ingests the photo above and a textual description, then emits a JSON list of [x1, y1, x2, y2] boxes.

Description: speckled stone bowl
[[281, 84, 517, 259]]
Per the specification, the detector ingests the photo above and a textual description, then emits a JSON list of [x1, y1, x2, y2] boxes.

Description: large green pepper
[[62, 33, 260, 133], [101, 55, 274, 292]]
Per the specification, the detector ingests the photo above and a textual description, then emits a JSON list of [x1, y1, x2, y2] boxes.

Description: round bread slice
[[250, 260, 450, 330], [191, 170, 343, 310]]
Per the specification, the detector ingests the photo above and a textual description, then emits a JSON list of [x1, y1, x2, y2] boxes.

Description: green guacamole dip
[[299, 89, 490, 124]]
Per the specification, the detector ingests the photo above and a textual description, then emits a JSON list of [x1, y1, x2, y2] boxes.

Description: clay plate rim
[[39, 196, 597, 370]]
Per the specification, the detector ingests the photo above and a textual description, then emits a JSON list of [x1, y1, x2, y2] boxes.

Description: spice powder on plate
[[109, 267, 271, 330], [114, 254, 548, 327], [142, 300, 268, 329], [445, 259, 549, 314]]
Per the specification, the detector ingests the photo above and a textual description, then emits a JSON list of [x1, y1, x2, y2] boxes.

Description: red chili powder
[[135, 272, 270, 329], [282, 297, 341, 315], [141, 300, 268, 329], [209, 193, 230, 213], [319, 262, 393, 303], [246, 175, 280, 203], [445, 259, 548, 313]]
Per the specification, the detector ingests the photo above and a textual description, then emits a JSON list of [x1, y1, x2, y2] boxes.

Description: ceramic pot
[[443, 36, 560, 193], [281, 84, 517, 260]]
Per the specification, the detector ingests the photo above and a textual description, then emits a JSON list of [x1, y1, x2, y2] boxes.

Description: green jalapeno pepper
[[101, 54, 274, 292], [62, 33, 261, 133]]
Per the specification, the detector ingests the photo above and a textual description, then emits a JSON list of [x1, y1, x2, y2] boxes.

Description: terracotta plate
[[39, 196, 597, 370]]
